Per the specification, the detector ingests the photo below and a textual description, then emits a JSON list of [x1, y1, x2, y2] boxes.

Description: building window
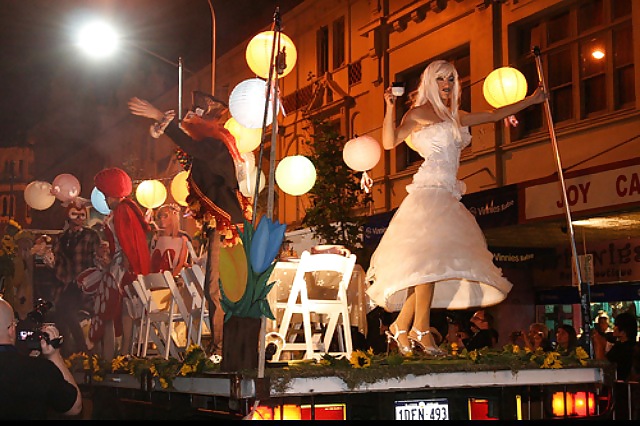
[[332, 17, 345, 70], [317, 26, 329, 77], [394, 47, 471, 170], [510, 0, 633, 141]]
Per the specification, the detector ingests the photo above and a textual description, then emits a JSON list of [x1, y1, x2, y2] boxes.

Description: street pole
[[532, 46, 592, 355], [207, 0, 216, 94]]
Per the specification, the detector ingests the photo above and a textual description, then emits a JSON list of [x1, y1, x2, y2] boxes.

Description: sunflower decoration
[[349, 349, 373, 369], [65, 352, 108, 382]]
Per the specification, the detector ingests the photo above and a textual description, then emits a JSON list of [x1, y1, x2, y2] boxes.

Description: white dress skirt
[[366, 121, 513, 312]]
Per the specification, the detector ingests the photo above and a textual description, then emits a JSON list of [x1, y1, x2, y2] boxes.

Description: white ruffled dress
[[366, 121, 513, 312]]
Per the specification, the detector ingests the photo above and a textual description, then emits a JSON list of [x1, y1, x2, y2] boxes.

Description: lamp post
[[207, 0, 216, 93], [75, 19, 192, 120]]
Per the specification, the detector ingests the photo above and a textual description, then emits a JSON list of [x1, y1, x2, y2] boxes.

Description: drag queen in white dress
[[366, 60, 546, 356]]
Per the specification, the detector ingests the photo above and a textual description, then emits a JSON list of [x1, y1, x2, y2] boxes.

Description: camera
[[16, 298, 63, 352]]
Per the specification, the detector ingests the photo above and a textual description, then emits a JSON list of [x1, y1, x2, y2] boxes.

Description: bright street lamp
[[75, 19, 190, 120]]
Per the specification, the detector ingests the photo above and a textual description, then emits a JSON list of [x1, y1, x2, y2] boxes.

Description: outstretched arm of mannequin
[[128, 97, 166, 121], [461, 86, 547, 127]]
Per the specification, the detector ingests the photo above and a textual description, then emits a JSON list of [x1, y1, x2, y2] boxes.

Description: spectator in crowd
[[594, 313, 615, 354], [442, 314, 470, 346], [52, 199, 102, 356], [554, 324, 578, 355], [593, 311, 638, 381], [0, 298, 82, 419], [12, 230, 35, 321], [510, 322, 553, 352], [458, 309, 498, 351]]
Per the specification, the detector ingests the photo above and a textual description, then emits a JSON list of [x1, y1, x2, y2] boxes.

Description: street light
[[75, 19, 190, 120]]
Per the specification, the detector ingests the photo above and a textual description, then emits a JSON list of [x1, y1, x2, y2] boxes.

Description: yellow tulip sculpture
[[219, 216, 286, 320]]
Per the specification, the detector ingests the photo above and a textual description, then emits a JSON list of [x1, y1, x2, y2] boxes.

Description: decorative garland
[[65, 343, 602, 393]]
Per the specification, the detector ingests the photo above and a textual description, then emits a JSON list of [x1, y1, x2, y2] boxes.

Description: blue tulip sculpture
[[219, 216, 286, 320]]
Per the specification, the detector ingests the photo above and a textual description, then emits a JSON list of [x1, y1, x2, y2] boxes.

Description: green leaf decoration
[[219, 218, 284, 320]]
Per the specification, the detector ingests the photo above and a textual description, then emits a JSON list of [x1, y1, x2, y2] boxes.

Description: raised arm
[[128, 97, 165, 121], [382, 88, 418, 150], [461, 86, 547, 127]]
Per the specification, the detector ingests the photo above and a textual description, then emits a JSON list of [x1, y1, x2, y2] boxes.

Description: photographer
[[0, 298, 82, 419]]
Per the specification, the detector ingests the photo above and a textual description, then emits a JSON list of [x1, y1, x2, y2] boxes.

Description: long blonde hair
[[154, 204, 182, 238], [414, 60, 463, 140]]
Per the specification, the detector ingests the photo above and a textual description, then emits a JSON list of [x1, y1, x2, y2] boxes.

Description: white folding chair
[[131, 279, 167, 358], [136, 272, 187, 359], [273, 250, 357, 361], [179, 264, 210, 347], [123, 283, 145, 356]]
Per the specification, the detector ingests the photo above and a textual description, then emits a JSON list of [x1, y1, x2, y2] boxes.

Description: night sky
[[0, 0, 303, 147]]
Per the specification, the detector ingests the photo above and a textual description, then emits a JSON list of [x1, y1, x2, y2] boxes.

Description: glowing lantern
[[246, 31, 297, 79], [343, 135, 381, 193], [552, 391, 595, 417], [275, 155, 316, 196], [239, 167, 266, 198], [51, 173, 81, 203], [136, 179, 167, 209], [224, 117, 262, 153], [24, 181, 56, 211], [90, 187, 110, 215], [343, 135, 381, 171], [170, 170, 190, 207], [405, 134, 417, 152], [482, 66, 528, 108], [229, 78, 276, 129]]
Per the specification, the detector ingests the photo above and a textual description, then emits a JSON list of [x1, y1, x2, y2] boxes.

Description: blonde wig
[[413, 60, 463, 140], [155, 204, 182, 237]]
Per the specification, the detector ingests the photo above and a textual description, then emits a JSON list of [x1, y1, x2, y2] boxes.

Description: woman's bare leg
[[389, 288, 415, 351], [410, 283, 439, 349]]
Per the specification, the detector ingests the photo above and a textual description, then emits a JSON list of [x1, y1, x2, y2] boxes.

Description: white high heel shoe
[[385, 323, 413, 356], [409, 327, 446, 357]]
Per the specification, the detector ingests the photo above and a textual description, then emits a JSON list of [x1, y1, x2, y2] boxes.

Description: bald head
[[0, 298, 16, 344]]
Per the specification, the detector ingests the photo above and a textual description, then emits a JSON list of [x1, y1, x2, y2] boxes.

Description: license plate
[[394, 398, 449, 420]]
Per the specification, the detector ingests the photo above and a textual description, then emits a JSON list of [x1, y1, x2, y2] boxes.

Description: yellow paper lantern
[[170, 171, 190, 207], [343, 135, 381, 171], [136, 179, 167, 209], [275, 155, 316, 196], [405, 134, 417, 151], [482, 67, 528, 108], [224, 117, 262, 153], [246, 31, 297, 79], [24, 181, 56, 211]]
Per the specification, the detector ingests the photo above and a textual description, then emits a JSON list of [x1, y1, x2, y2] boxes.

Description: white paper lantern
[[224, 117, 262, 153], [343, 135, 381, 171], [136, 179, 167, 209], [483, 67, 528, 108], [238, 167, 266, 198], [170, 170, 190, 207], [246, 31, 297, 79], [229, 78, 276, 129], [51, 173, 81, 203], [275, 155, 316, 196], [91, 187, 110, 215], [24, 181, 56, 211]]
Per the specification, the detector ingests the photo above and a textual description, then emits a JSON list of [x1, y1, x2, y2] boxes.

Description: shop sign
[[524, 163, 640, 221], [555, 238, 640, 285]]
